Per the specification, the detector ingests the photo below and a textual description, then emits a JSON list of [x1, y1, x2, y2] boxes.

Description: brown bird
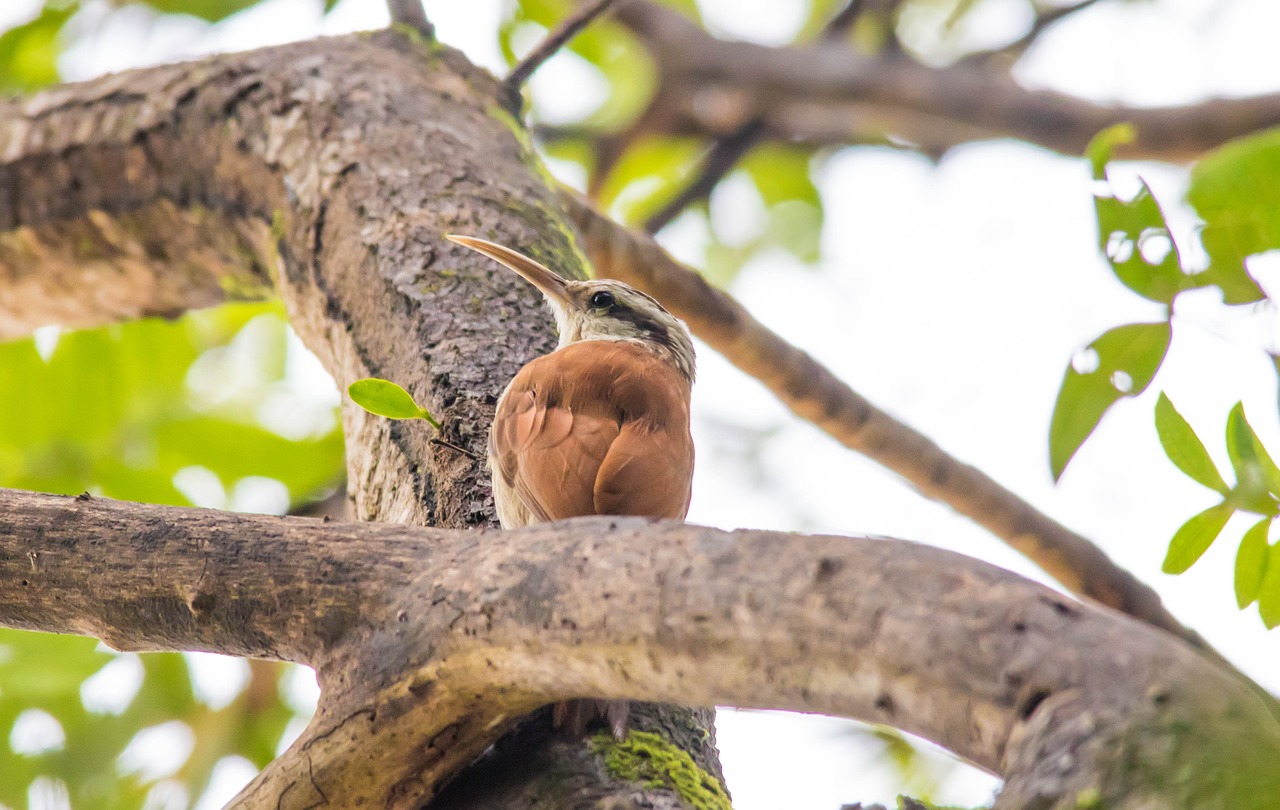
[[447, 234, 696, 737]]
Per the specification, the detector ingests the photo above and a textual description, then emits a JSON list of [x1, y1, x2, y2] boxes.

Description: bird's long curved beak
[[446, 235, 571, 308]]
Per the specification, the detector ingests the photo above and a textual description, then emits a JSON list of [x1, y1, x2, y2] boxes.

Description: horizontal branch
[[561, 190, 1215, 656], [2, 486, 1277, 809], [608, 1, 1280, 160]]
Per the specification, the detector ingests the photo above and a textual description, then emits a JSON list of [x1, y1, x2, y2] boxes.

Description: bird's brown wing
[[593, 420, 693, 519], [491, 342, 693, 524], [491, 372, 620, 523]]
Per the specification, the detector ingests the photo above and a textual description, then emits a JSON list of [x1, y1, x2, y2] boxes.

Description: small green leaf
[[1085, 124, 1136, 179], [1235, 518, 1272, 609], [1225, 403, 1279, 515], [1259, 540, 1280, 629], [1093, 180, 1188, 304], [1154, 393, 1229, 494], [1162, 502, 1234, 575], [1187, 127, 1280, 306], [1050, 321, 1172, 480], [348, 378, 439, 427], [138, 0, 262, 23]]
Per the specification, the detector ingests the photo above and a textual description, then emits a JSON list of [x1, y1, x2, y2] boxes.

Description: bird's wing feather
[[593, 420, 693, 518], [492, 374, 619, 523], [491, 341, 692, 525]]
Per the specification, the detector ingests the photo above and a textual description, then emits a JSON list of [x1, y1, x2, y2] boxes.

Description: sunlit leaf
[[1086, 124, 1135, 180], [1260, 541, 1280, 629], [1236, 518, 1272, 609], [138, 0, 263, 24], [595, 136, 703, 225], [1162, 501, 1234, 575], [1185, 127, 1280, 305], [1093, 178, 1187, 304], [1049, 321, 1171, 480], [1225, 403, 1280, 515], [0, 4, 76, 94], [348, 378, 438, 426], [1154, 393, 1228, 494]]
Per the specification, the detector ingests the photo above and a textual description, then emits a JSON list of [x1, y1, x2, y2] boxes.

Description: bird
[[446, 234, 696, 738]]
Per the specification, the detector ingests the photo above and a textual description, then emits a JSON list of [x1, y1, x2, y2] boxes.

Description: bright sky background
[[4, 0, 1280, 807]]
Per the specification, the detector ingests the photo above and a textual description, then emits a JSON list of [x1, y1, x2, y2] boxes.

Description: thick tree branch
[[603, 1, 1280, 161], [563, 191, 1216, 657], [4, 486, 1278, 809]]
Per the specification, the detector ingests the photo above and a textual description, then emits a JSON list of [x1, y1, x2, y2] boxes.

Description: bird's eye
[[589, 290, 616, 309]]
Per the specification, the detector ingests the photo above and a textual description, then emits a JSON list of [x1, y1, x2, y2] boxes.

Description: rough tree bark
[[4, 488, 1279, 809], [0, 24, 1278, 810]]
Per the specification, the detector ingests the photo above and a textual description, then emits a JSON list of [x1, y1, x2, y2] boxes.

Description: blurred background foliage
[[0, 0, 1278, 807]]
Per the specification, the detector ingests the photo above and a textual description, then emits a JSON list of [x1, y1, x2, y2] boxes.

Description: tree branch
[[563, 190, 1218, 657], [385, 0, 434, 41], [4, 486, 1277, 809], [604, 0, 1280, 161], [504, 0, 624, 97], [640, 0, 865, 234]]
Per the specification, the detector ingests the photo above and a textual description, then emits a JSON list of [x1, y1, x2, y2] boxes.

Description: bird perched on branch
[[447, 234, 696, 737]]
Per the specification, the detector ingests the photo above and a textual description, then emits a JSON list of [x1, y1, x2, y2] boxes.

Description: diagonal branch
[[563, 190, 1216, 657], [4, 486, 1278, 809]]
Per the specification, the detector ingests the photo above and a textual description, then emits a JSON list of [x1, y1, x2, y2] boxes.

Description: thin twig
[[385, 0, 434, 41], [431, 438, 480, 461], [967, 0, 1104, 63], [641, 0, 866, 234], [644, 120, 765, 234], [505, 0, 624, 94], [820, 0, 866, 41]]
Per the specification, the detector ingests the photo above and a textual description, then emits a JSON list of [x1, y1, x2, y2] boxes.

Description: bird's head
[[448, 235, 695, 381]]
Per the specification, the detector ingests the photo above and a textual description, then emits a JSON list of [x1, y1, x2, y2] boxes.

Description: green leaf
[[1225, 403, 1280, 515], [1087, 126, 1189, 304], [1093, 179, 1187, 304], [348, 378, 439, 426], [1162, 502, 1234, 575], [1154, 393, 1228, 494], [1049, 321, 1172, 480], [1186, 127, 1280, 305], [1260, 540, 1280, 629], [1085, 124, 1136, 179], [596, 136, 704, 226], [138, 0, 263, 23], [1236, 518, 1272, 609], [0, 4, 76, 94]]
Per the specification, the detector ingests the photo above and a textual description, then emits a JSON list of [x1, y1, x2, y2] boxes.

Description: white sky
[[4, 0, 1280, 807]]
